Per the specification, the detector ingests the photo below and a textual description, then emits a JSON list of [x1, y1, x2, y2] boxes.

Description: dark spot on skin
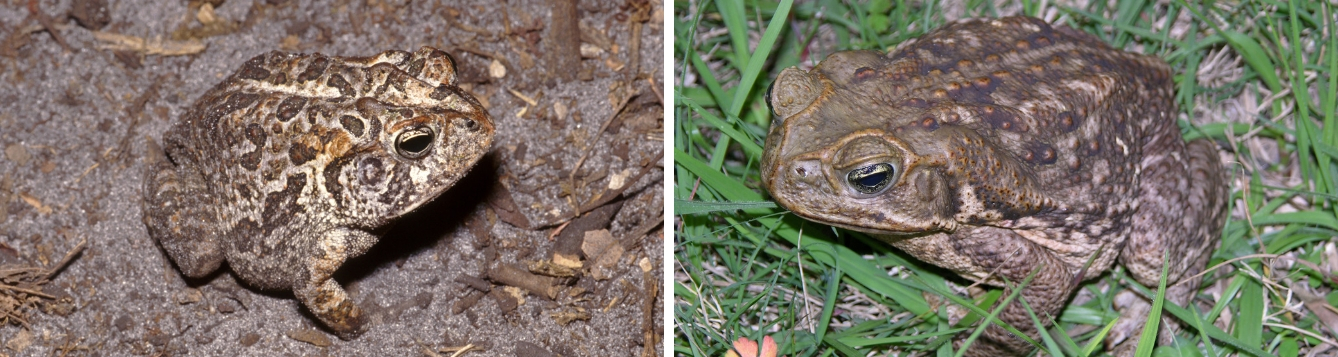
[[244, 123, 267, 145], [948, 76, 998, 104], [228, 218, 261, 254], [389, 72, 409, 93], [972, 76, 993, 89], [276, 97, 307, 122], [1084, 140, 1102, 156], [234, 183, 253, 200], [239, 123, 267, 171], [340, 115, 365, 137], [297, 56, 330, 82], [1024, 143, 1058, 165], [322, 154, 353, 205], [288, 143, 318, 166], [260, 173, 307, 236], [920, 117, 939, 131], [239, 152, 261, 172], [366, 113, 382, 139], [407, 58, 426, 77], [981, 106, 1026, 132], [328, 74, 355, 98], [1032, 35, 1052, 47], [1057, 111, 1079, 132], [852, 67, 877, 83], [430, 85, 454, 100], [271, 72, 288, 85], [236, 56, 270, 80]]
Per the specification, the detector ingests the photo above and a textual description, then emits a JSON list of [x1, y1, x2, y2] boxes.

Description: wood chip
[[552, 253, 582, 270], [506, 88, 537, 106], [525, 259, 579, 278], [285, 328, 331, 347], [92, 31, 206, 56], [488, 264, 558, 299], [489, 59, 506, 79], [18, 192, 51, 214], [550, 307, 589, 325]]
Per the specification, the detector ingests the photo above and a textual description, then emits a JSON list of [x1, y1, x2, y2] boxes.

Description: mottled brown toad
[[142, 47, 494, 339], [761, 17, 1225, 356]]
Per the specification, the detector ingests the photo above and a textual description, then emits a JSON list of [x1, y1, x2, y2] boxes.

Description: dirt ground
[[0, 0, 664, 355]]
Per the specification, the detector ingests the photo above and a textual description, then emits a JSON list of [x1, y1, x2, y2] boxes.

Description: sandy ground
[[0, 0, 664, 355]]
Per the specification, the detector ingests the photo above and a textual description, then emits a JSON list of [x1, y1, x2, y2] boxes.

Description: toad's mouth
[[783, 206, 947, 239]]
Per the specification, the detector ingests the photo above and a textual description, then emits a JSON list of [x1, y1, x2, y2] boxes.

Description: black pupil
[[764, 81, 776, 115], [847, 163, 894, 194], [398, 128, 433, 156]]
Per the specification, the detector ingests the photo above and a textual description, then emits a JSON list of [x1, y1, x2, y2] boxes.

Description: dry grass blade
[[0, 238, 86, 327]]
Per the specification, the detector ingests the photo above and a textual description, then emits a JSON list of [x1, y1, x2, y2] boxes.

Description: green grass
[[674, 0, 1337, 356]]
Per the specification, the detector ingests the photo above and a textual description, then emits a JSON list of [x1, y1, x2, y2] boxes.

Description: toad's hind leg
[[293, 227, 380, 340], [141, 139, 224, 278], [1109, 138, 1227, 355]]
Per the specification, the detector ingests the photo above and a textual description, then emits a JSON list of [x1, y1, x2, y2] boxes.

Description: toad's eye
[[764, 80, 776, 115], [395, 126, 435, 159], [846, 163, 895, 195]]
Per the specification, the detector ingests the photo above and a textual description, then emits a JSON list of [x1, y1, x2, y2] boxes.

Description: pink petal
[[759, 336, 779, 357], [731, 337, 759, 357]]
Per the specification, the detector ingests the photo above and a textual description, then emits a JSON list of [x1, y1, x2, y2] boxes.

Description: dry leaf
[[582, 230, 624, 280], [6, 328, 31, 352]]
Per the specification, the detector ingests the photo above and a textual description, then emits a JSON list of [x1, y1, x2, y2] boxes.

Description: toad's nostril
[[790, 160, 822, 185]]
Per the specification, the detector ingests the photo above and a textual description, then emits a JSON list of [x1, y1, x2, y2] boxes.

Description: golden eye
[[395, 126, 434, 159], [846, 163, 895, 194]]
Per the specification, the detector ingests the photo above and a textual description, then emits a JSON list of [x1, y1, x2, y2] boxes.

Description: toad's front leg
[[949, 226, 1079, 357], [293, 228, 379, 340]]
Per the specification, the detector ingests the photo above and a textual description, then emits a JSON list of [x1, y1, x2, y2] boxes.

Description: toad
[[142, 47, 493, 339], [761, 16, 1225, 356]]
